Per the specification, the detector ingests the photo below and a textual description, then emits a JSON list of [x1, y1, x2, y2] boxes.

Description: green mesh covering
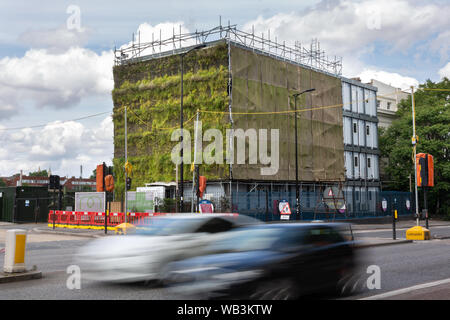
[[111, 41, 345, 199], [229, 44, 345, 182]]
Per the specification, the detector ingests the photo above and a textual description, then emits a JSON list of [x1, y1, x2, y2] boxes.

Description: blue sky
[[0, 0, 448, 178]]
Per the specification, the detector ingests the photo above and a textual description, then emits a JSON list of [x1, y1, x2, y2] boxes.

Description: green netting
[[230, 44, 345, 182], [112, 41, 345, 199], [126, 192, 155, 213]]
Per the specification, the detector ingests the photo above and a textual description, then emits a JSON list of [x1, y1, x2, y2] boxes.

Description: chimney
[[18, 170, 23, 186]]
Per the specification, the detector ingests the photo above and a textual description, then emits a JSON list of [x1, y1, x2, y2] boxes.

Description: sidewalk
[[350, 219, 450, 231]]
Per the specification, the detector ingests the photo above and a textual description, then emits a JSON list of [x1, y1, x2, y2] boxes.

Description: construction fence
[[182, 188, 414, 222]]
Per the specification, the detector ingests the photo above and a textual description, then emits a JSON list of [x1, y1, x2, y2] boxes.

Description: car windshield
[[136, 217, 205, 236], [206, 227, 288, 252]]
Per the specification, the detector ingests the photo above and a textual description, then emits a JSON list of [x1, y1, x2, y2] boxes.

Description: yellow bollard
[[3, 229, 27, 273], [115, 223, 136, 235], [406, 226, 431, 240]]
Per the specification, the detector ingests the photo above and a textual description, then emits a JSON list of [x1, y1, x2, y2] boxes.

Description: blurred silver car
[[75, 214, 260, 283]]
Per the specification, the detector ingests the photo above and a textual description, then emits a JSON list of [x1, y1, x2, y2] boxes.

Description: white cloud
[[118, 21, 194, 58], [0, 47, 113, 118], [243, 0, 450, 76], [18, 26, 91, 53], [438, 62, 450, 79], [358, 69, 419, 90], [0, 116, 113, 178]]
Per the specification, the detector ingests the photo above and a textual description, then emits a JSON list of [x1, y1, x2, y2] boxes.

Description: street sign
[[323, 187, 344, 210], [278, 200, 291, 221], [125, 161, 133, 176], [199, 200, 214, 213], [278, 200, 291, 214], [382, 198, 388, 212]]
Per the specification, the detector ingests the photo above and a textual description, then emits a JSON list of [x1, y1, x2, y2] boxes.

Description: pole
[[53, 189, 55, 230], [175, 164, 179, 213], [294, 95, 300, 220], [178, 45, 206, 213], [411, 86, 419, 226], [191, 110, 199, 213], [392, 200, 397, 240], [424, 186, 428, 229], [124, 105, 128, 223], [292, 88, 315, 220], [58, 184, 62, 210], [196, 166, 200, 213], [180, 54, 184, 213]]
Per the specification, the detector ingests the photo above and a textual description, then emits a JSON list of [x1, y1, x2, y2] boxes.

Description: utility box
[[406, 226, 431, 240], [3, 229, 27, 273]]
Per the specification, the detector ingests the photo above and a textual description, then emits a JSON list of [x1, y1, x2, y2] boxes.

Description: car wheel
[[249, 278, 299, 300]]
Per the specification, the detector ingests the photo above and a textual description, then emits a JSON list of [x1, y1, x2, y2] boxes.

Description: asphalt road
[[1, 224, 450, 300]]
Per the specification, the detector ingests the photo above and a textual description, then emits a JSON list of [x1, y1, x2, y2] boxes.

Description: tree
[[28, 169, 49, 177], [379, 78, 450, 216], [90, 169, 97, 180]]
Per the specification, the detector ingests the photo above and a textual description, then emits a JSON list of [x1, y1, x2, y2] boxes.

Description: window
[[376, 100, 380, 108], [368, 157, 371, 168], [353, 123, 357, 133], [354, 156, 358, 167], [366, 125, 370, 135], [387, 102, 391, 110]]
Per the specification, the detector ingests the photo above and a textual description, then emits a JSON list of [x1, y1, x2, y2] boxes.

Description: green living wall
[[112, 42, 230, 199]]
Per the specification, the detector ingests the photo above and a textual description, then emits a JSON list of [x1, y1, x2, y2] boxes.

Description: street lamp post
[[411, 86, 420, 226], [179, 44, 206, 212], [292, 88, 315, 220]]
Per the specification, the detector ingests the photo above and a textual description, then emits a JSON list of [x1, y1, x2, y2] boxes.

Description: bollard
[[3, 229, 27, 273]]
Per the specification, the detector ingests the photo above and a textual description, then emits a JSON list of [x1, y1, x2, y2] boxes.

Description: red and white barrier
[[47, 211, 239, 229]]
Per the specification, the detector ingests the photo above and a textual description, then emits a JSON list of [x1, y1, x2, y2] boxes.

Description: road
[[0, 223, 449, 300]]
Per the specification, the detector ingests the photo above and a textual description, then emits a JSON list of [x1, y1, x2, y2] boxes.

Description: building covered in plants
[[111, 25, 398, 220]]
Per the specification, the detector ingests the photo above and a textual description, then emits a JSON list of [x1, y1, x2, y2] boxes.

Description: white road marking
[[360, 277, 450, 300]]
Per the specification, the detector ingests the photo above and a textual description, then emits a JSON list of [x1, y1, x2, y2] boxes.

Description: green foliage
[[379, 78, 450, 216], [28, 170, 48, 177], [111, 44, 230, 200]]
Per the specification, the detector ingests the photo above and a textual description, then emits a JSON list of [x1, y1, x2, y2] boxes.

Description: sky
[[0, 0, 449, 179]]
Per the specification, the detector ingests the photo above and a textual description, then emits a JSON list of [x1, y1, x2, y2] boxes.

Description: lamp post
[[179, 43, 206, 212], [411, 86, 419, 226], [292, 88, 315, 220]]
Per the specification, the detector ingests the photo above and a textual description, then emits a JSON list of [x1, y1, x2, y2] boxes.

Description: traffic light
[[126, 177, 132, 191], [49, 175, 60, 189], [416, 153, 434, 187], [198, 176, 206, 198], [96, 164, 105, 192]]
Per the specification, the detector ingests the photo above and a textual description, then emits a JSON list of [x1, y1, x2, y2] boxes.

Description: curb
[[354, 239, 413, 249], [0, 270, 42, 284], [32, 228, 106, 238]]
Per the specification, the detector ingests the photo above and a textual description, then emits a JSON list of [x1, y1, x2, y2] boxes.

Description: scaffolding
[[115, 22, 342, 76]]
